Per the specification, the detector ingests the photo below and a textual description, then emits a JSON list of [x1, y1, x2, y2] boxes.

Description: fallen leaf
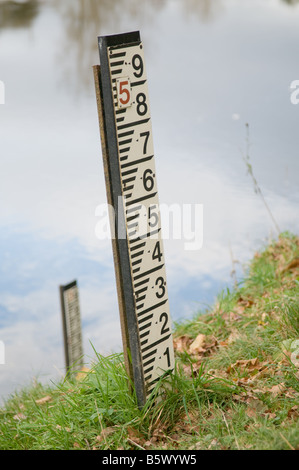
[[35, 395, 52, 405], [245, 397, 267, 418], [227, 357, 259, 374], [279, 258, 299, 274], [173, 335, 192, 353], [75, 366, 90, 381], [189, 442, 201, 450], [266, 382, 286, 397], [264, 412, 277, 420], [227, 330, 241, 344], [208, 438, 219, 449], [287, 405, 299, 420], [96, 426, 116, 443], [189, 334, 206, 354]]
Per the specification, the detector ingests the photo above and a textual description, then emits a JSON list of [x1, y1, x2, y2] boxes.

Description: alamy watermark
[[95, 199, 203, 251], [0, 341, 5, 365], [0, 80, 5, 104], [290, 80, 299, 104]]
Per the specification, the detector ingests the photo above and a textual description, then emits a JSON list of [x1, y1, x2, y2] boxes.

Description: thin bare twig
[[242, 123, 280, 236]]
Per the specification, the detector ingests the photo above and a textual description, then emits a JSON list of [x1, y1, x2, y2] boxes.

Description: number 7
[[140, 131, 150, 154]]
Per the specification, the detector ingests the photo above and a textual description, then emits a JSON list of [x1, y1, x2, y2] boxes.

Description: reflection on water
[[0, 0, 39, 29], [1, 0, 299, 404], [2, 0, 297, 90], [52, 0, 223, 90], [52, 0, 166, 90]]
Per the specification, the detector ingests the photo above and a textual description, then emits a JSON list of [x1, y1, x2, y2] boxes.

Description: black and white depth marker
[[93, 31, 174, 408]]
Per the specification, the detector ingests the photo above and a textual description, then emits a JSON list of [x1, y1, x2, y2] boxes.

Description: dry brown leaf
[[35, 395, 52, 405], [96, 426, 116, 443], [208, 438, 219, 449], [279, 257, 299, 274], [173, 335, 192, 353], [266, 382, 286, 397], [264, 411, 277, 420], [189, 334, 206, 354], [245, 397, 267, 418], [287, 405, 299, 420], [227, 357, 259, 374], [75, 366, 90, 381], [227, 330, 241, 344]]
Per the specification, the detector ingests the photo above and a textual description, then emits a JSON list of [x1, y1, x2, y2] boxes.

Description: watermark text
[[95, 199, 203, 251]]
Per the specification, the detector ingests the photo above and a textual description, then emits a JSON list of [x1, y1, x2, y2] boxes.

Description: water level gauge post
[[93, 31, 174, 409]]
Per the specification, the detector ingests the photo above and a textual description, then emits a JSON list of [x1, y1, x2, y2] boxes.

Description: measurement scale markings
[[123, 185, 134, 193], [131, 80, 147, 87], [117, 117, 150, 131], [129, 227, 160, 244], [137, 299, 167, 318], [138, 311, 153, 323], [141, 333, 172, 355], [121, 168, 138, 178], [127, 221, 138, 231], [143, 357, 155, 369], [109, 51, 126, 58], [125, 192, 157, 208], [130, 250, 144, 259], [123, 176, 136, 185], [119, 138, 132, 146], [121, 155, 153, 169], [130, 241, 145, 251], [110, 60, 125, 67], [135, 286, 148, 296], [118, 130, 134, 138], [140, 325, 150, 336], [127, 215, 140, 225], [111, 68, 123, 75], [126, 204, 142, 215], [119, 146, 130, 153], [133, 263, 164, 281]]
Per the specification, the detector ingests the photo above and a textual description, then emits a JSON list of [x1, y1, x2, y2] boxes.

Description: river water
[[0, 0, 298, 403]]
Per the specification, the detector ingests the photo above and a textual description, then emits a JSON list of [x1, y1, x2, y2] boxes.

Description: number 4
[[152, 241, 162, 263]]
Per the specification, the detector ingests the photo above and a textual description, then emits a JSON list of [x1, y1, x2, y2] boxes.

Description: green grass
[[0, 232, 298, 450]]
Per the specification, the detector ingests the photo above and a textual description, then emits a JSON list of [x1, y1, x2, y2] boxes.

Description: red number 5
[[117, 78, 131, 108]]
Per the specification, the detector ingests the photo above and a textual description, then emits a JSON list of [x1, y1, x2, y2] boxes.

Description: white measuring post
[[59, 280, 84, 374], [93, 31, 174, 408]]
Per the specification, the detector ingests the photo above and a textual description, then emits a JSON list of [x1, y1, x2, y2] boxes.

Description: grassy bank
[[0, 232, 298, 450]]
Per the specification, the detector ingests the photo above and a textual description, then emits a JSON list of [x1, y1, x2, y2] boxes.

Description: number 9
[[132, 54, 143, 78]]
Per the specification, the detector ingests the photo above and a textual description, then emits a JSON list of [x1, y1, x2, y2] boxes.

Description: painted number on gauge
[[116, 77, 132, 108]]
